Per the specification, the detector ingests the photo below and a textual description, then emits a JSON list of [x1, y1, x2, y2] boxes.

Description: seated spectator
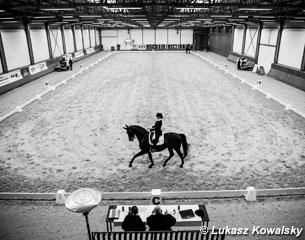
[[240, 57, 248, 67], [237, 57, 252, 70], [122, 206, 146, 231], [147, 206, 176, 231]]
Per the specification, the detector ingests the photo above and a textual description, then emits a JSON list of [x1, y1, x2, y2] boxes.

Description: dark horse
[[123, 125, 188, 168]]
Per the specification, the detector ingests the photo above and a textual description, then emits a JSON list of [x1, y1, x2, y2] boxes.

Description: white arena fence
[[0, 187, 305, 201]]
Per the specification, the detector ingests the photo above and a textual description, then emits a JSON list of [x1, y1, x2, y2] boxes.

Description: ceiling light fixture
[[211, 15, 232, 18], [176, 7, 209, 10], [238, 8, 272, 11], [196, 18, 212, 21], [64, 19, 79, 22], [107, 7, 142, 10], [41, 8, 75, 11], [289, 20, 305, 23], [79, 15, 101, 18], [33, 16, 55, 19], [255, 16, 275, 18], [2, 21, 18, 23]]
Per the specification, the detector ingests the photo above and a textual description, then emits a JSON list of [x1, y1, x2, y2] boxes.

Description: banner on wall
[[0, 70, 23, 87], [75, 50, 84, 59], [29, 61, 48, 75], [85, 47, 95, 55], [134, 45, 147, 50]]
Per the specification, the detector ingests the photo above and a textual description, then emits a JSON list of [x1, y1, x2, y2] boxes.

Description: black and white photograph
[[0, 0, 305, 239]]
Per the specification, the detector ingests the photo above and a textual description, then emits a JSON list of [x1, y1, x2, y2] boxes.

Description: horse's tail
[[180, 134, 188, 157]]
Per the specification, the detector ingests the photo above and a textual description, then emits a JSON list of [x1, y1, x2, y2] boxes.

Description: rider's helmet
[[156, 113, 163, 119]]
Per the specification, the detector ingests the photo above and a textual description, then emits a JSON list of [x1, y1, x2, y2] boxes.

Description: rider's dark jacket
[[151, 119, 162, 137]]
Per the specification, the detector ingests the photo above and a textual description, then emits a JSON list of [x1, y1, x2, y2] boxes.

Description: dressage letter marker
[[151, 189, 163, 205]]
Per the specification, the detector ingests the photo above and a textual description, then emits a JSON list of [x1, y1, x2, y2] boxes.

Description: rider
[[150, 113, 163, 147]]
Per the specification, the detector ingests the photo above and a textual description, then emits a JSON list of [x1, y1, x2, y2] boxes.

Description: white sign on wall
[[0, 69, 23, 87], [75, 50, 84, 59], [85, 47, 95, 55], [29, 61, 48, 75]]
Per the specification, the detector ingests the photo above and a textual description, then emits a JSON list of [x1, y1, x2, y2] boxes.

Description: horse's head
[[123, 124, 135, 141]]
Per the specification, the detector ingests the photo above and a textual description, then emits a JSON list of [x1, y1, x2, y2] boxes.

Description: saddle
[[148, 132, 164, 146]]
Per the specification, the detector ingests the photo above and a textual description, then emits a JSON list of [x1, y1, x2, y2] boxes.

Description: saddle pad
[[179, 209, 195, 219], [149, 133, 164, 146]]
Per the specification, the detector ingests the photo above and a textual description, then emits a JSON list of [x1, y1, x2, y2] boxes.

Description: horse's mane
[[130, 125, 148, 134]]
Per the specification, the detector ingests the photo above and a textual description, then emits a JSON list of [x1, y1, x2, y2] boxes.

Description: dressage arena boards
[[0, 51, 305, 193]]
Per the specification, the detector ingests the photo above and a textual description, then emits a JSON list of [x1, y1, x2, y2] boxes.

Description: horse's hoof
[[163, 164, 167, 167], [129, 164, 132, 168], [148, 164, 154, 169], [180, 164, 184, 168]]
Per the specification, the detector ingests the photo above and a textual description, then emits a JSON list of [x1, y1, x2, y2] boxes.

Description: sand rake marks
[[0, 52, 116, 123], [191, 51, 305, 120]]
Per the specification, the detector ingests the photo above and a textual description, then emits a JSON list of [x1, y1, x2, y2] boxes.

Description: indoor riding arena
[[0, 1, 305, 240]]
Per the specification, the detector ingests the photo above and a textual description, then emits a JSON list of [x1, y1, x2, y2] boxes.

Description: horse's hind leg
[[147, 152, 154, 168], [175, 148, 184, 168], [163, 148, 174, 167]]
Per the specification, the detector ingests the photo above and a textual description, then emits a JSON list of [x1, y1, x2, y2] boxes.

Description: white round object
[[65, 188, 102, 213]]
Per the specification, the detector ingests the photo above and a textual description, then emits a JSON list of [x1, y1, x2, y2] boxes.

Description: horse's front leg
[[129, 150, 146, 167], [147, 152, 154, 168]]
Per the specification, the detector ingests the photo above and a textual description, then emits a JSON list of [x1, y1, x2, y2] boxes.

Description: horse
[[123, 125, 188, 168]]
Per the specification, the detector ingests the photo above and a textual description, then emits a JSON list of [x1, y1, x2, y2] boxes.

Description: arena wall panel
[[101, 30, 118, 50], [95, 29, 100, 46], [209, 28, 233, 57], [180, 29, 193, 44], [156, 29, 167, 44], [278, 28, 305, 70], [83, 27, 90, 49], [90, 28, 96, 47], [269, 63, 305, 91], [143, 29, 155, 44], [49, 26, 64, 58], [74, 27, 83, 51], [117, 29, 130, 46], [1, 29, 31, 70], [260, 28, 278, 45], [101, 29, 117, 37], [257, 45, 276, 73], [168, 29, 180, 44], [232, 27, 244, 54], [257, 27, 278, 74], [130, 29, 143, 45], [244, 28, 258, 57], [63, 27, 75, 53], [29, 28, 49, 63]]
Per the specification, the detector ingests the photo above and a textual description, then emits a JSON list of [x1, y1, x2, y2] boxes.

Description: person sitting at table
[[122, 206, 146, 231], [147, 206, 176, 231]]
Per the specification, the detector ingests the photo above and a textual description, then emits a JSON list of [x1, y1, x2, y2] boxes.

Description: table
[[105, 204, 209, 232]]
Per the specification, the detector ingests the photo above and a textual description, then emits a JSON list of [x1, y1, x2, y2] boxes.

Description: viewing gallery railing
[[91, 230, 225, 240]]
